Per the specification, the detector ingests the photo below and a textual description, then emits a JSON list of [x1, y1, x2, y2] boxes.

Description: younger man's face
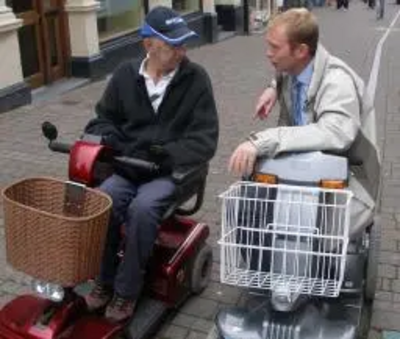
[[265, 24, 302, 74]]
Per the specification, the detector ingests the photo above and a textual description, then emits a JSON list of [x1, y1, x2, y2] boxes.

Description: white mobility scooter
[[209, 151, 380, 339]]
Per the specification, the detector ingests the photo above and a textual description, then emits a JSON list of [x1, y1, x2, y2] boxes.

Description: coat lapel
[[303, 44, 330, 124]]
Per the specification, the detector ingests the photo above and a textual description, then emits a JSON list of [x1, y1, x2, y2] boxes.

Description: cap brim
[[161, 26, 198, 45], [141, 22, 198, 46]]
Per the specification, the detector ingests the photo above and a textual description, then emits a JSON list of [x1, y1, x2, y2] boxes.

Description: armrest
[[167, 163, 209, 217], [171, 163, 209, 185]]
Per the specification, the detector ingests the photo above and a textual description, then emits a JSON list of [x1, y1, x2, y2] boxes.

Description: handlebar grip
[[114, 156, 159, 173], [48, 141, 72, 154]]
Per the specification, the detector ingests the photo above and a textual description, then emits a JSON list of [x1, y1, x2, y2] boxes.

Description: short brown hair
[[268, 9, 319, 57]]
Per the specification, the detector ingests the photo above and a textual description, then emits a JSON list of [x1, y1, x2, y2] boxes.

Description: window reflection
[[97, 0, 144, 41]]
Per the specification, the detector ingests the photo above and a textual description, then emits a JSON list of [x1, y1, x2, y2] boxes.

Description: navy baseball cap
[[140, 6, 198, 46]]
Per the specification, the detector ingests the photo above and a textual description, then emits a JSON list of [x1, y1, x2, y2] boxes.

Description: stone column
[[0, 1, 31, 113], [65, 0, 104, 78], [203, 0, 219, 43]]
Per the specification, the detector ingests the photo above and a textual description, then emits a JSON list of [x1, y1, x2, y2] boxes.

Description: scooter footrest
[[125, 297, 168, 339]]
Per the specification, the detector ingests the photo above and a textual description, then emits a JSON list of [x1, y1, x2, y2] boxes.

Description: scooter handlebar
[[47, 139, 159, 173], [42, 122, 159, 173], [48, 140, 72, 154], [113, 156, 159, 173]]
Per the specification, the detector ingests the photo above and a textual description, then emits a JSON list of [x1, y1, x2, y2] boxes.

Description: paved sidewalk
[[1, 2, 400, 338]]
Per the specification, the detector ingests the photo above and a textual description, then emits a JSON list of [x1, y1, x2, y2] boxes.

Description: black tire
[[190, 243, 213, 294], [364, 216, 381, 303], [356, 299, 373, 339]]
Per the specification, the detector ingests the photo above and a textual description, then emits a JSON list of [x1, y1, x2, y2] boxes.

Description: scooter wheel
[[190, 243, 213, 294], [364, 216, 381, 303]]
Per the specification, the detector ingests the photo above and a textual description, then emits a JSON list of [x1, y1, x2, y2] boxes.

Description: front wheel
[[190, 244, 213, 294]]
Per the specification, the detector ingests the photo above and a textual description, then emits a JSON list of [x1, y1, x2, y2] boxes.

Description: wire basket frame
[[218, 181, 353, 297]]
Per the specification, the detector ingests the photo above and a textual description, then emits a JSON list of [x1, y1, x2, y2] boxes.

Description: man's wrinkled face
[[147, 38, 186, 71], [265, 24, 300, 74]]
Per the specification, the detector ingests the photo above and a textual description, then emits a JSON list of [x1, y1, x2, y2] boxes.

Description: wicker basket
[[2, 177, 112, 286]]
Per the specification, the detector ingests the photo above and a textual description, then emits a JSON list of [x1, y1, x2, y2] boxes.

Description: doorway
[[6, 0, 69, 88]]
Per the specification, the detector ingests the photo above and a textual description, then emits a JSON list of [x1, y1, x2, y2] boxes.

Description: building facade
[[0, 0, 256, 113]]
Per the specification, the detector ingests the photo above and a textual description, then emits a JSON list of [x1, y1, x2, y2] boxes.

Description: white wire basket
[[218, 181, 353, 298]]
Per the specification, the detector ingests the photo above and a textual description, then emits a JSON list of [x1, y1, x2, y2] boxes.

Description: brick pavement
[[0, 2, 400, 338]]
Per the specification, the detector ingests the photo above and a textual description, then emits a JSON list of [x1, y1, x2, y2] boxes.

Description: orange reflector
[[254, 173, 278, 184], [320, 180, 346, 189]]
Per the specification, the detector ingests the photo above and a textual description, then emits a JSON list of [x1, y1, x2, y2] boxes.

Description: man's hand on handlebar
[[228, 141, 258, 177], [148, 145, 174, 175]]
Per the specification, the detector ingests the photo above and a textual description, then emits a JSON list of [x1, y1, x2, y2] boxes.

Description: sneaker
[[84, 282, 113, 311], [105, 294, 136, 323]]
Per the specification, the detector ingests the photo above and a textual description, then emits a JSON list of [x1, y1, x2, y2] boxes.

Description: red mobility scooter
[[0, 122, 213, 339]]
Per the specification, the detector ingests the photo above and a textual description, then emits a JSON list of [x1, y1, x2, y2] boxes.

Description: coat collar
[[307, 44, 330, 101]]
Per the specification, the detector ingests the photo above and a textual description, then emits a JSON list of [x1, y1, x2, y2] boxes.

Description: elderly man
[[229, 9, 380, 239], [83, 6, 219, 322]]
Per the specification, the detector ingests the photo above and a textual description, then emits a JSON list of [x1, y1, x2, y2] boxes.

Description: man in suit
[[229, 8, 380, 239]]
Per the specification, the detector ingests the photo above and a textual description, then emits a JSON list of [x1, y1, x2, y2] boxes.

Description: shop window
[[97, 0, 145, 41], [172, 0, 200, 13]]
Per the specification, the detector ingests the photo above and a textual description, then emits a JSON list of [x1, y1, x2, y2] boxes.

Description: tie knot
[[294, 78, 302, 89]]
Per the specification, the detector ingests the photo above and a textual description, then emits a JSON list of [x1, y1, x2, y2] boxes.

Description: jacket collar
[[307, 44, 330, 101], [295, 59, 314, 86]]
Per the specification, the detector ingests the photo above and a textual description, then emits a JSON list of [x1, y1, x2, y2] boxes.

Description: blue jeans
[[98, 174, 175, 299]]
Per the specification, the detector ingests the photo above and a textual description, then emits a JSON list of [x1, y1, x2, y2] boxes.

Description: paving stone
[[369, 329, 382, 339], [186, 331, 209, 339], [381, 278, 393, 292], [376, 291, 393, 302], [0, 294, 15, 309], [0, 280, 29, 295], [392, 281, 400, 294], [379, 264, 397, 279], [155, 324, 189, 339], [180, 297, 219, 320], [373, 310, 400, 332], [201, 282, 242, 305], [171, 313, 198, 328]]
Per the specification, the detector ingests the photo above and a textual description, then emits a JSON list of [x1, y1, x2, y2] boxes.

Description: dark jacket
[[85, 57, 219, 177]]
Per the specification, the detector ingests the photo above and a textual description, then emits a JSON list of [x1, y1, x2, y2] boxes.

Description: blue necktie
[[292, 79, 303, 126]]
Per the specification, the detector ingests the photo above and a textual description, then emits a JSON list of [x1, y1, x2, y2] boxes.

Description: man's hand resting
[[228, 141, 258, 176]]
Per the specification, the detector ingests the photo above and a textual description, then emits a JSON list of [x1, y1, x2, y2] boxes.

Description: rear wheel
[[190, 244, 213, 294], [356, 297, 373, 339], [364, 217, 381, 303]]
